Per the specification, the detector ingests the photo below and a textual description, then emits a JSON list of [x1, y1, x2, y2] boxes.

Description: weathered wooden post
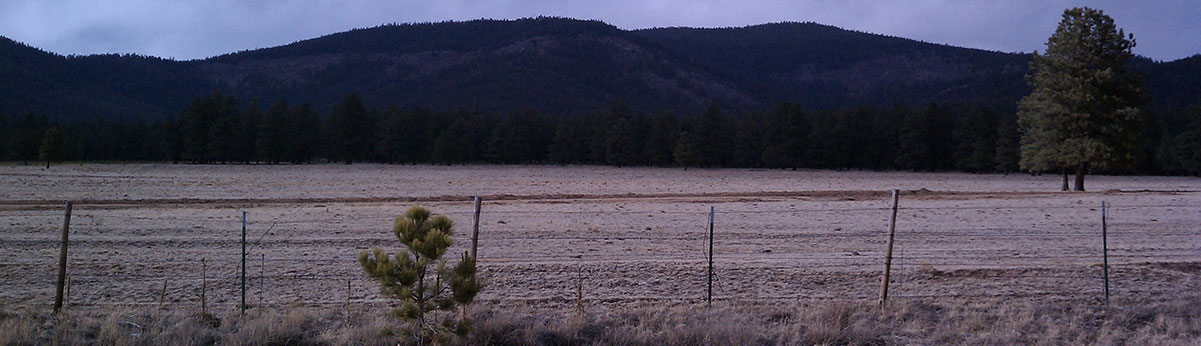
[[260, 253, 265, 309], [879, 190, 900, 310], [64, 275, 71, 311], [159, 279, 168, 312], [707, 206, 714, 306], [1102, 201, 1110, 306], [241, 211, 247, 315], [53, 201, 72, 314], [576, 265, 585, 315], [471, 196, 482, 259]]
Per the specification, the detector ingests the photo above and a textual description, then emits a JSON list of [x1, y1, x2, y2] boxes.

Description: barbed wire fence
[[2, 191, 1198, 314]]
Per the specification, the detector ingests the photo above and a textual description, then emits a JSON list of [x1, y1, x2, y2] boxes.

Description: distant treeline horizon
[[3, 92, 1201, 175]]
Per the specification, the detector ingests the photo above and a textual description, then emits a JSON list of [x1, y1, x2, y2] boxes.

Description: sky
[[1, 0, 1198, 62]]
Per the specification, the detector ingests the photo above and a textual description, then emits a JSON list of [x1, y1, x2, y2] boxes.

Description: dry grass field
[[1, 164, 1199, 344]]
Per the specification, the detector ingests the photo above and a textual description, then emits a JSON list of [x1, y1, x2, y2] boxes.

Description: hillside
[[1, 17, 1199, 121]]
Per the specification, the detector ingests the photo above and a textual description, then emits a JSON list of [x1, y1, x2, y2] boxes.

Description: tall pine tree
[[1018, 7, 1144, 191]]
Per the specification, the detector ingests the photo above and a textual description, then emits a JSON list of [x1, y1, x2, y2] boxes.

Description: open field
[[1, 164, 1199, 315]]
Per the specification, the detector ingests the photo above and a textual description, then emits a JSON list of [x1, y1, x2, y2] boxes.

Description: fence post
[[707, 206, 714, 306], [576, 265, 585, 315], [53, 201, 72, 314], [879, 190, 900, 310], [260, 253, 265, 309], [159, 279, 168, 312], [472, 196, 482, 259], [64, 275, 71, 311], [1102, 201, 1110, 306], [241, 211, 247, 315]]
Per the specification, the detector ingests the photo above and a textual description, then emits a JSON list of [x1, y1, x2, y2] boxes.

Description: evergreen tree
[[430, 118, 474, 164], [206, 95, 241, 163], [1164, 103, 1201, 175], [604, 117, 639, 167], [1018, 7, 1144, 191], [38, 127, 64, 168], [896, 103, 956, 171], [7, 113, 46, 165], [730, 113, 765, 167], [0, 114, 9, 161], [238, 102, 261, 164], [359, 206, 481, 345], [692, 103, 730, 167], [328, 93, 371, 164], [761, 104, 810, 169], [288, 102, 320, 163], [673, 130, 700, 168], [954, 108, 999, 172], [895, 107, 933, 171], [994, 112, 1020, 173], [256, 101, 290, 164], [547, 122, 581, 164], [642, 111, 678, 166]]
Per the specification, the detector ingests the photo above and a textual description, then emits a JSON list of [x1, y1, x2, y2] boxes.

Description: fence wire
[[2, 196, 1198, 312]]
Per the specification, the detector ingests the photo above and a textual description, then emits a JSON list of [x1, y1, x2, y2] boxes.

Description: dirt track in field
[[1, 164, 1199, 312]]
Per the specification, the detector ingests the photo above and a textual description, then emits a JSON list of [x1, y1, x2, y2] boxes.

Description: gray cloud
[[1, 0, 1197, 61]]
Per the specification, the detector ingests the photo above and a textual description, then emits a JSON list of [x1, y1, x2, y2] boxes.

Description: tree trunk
[[1061, 168, 1069, 191], [45, 160, 50, 169], [1074, 162, 1089, 191]]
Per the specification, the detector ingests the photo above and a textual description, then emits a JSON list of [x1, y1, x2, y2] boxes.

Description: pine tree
[[673, 130, 700, 168], [288, 102, 319, 163], [954, 108, 999, 173], [205, 95, 241, 163], [38, 127, 64, 168], [329, 93, 371, 164], [238, 102, 261, 164], [1165, 103, 1201, 175], [994, 112, 1020, 173], [642, 111, 678, 166], [431, 118, 473, 164], [692, 103, 730, 167], [895, 107, 934, 171], [604, 118, 639, 167], [256, 101, 289, 164], [1018, 7, 1144, 191], [548, 122, 581, 164], [359, 206, 481, 345]]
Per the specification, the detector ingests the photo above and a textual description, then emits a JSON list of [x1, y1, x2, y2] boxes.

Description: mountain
[[1, 17, 1199, 121]]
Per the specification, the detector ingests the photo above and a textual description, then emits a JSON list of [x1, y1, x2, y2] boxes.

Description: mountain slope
[[634, 23, 1033, 110], [1, 18, 1198, 121], [193, 17, 756, 115]]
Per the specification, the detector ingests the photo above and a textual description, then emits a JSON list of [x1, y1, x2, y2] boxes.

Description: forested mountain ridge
[[1, 17, 1199, 121]]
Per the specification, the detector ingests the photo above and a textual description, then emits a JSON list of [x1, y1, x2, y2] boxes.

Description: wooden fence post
[[53, 201, 72, 314], [707, 206, 714, 306], [159, 279, 168, 312], [64, 275, 71, 311], [576, 265, 585, 315], [879, 190, 900, 310], [260, 253, 265, 309], [1102, 201, 1110, 306], [241, 211, 247, 315], [471, 197, 482, 259]]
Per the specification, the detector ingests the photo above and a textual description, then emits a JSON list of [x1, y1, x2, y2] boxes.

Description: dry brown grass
[[3, 296, 1199, 345]]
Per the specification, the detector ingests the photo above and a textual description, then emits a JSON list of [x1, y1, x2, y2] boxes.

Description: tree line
[[2, 92, 1199, 175]]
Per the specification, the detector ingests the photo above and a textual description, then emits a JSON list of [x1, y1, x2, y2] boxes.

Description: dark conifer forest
[[2, 17, 1201, 174]]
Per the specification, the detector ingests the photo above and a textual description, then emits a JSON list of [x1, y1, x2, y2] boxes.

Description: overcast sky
[[1, 0, 1198, 61]]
